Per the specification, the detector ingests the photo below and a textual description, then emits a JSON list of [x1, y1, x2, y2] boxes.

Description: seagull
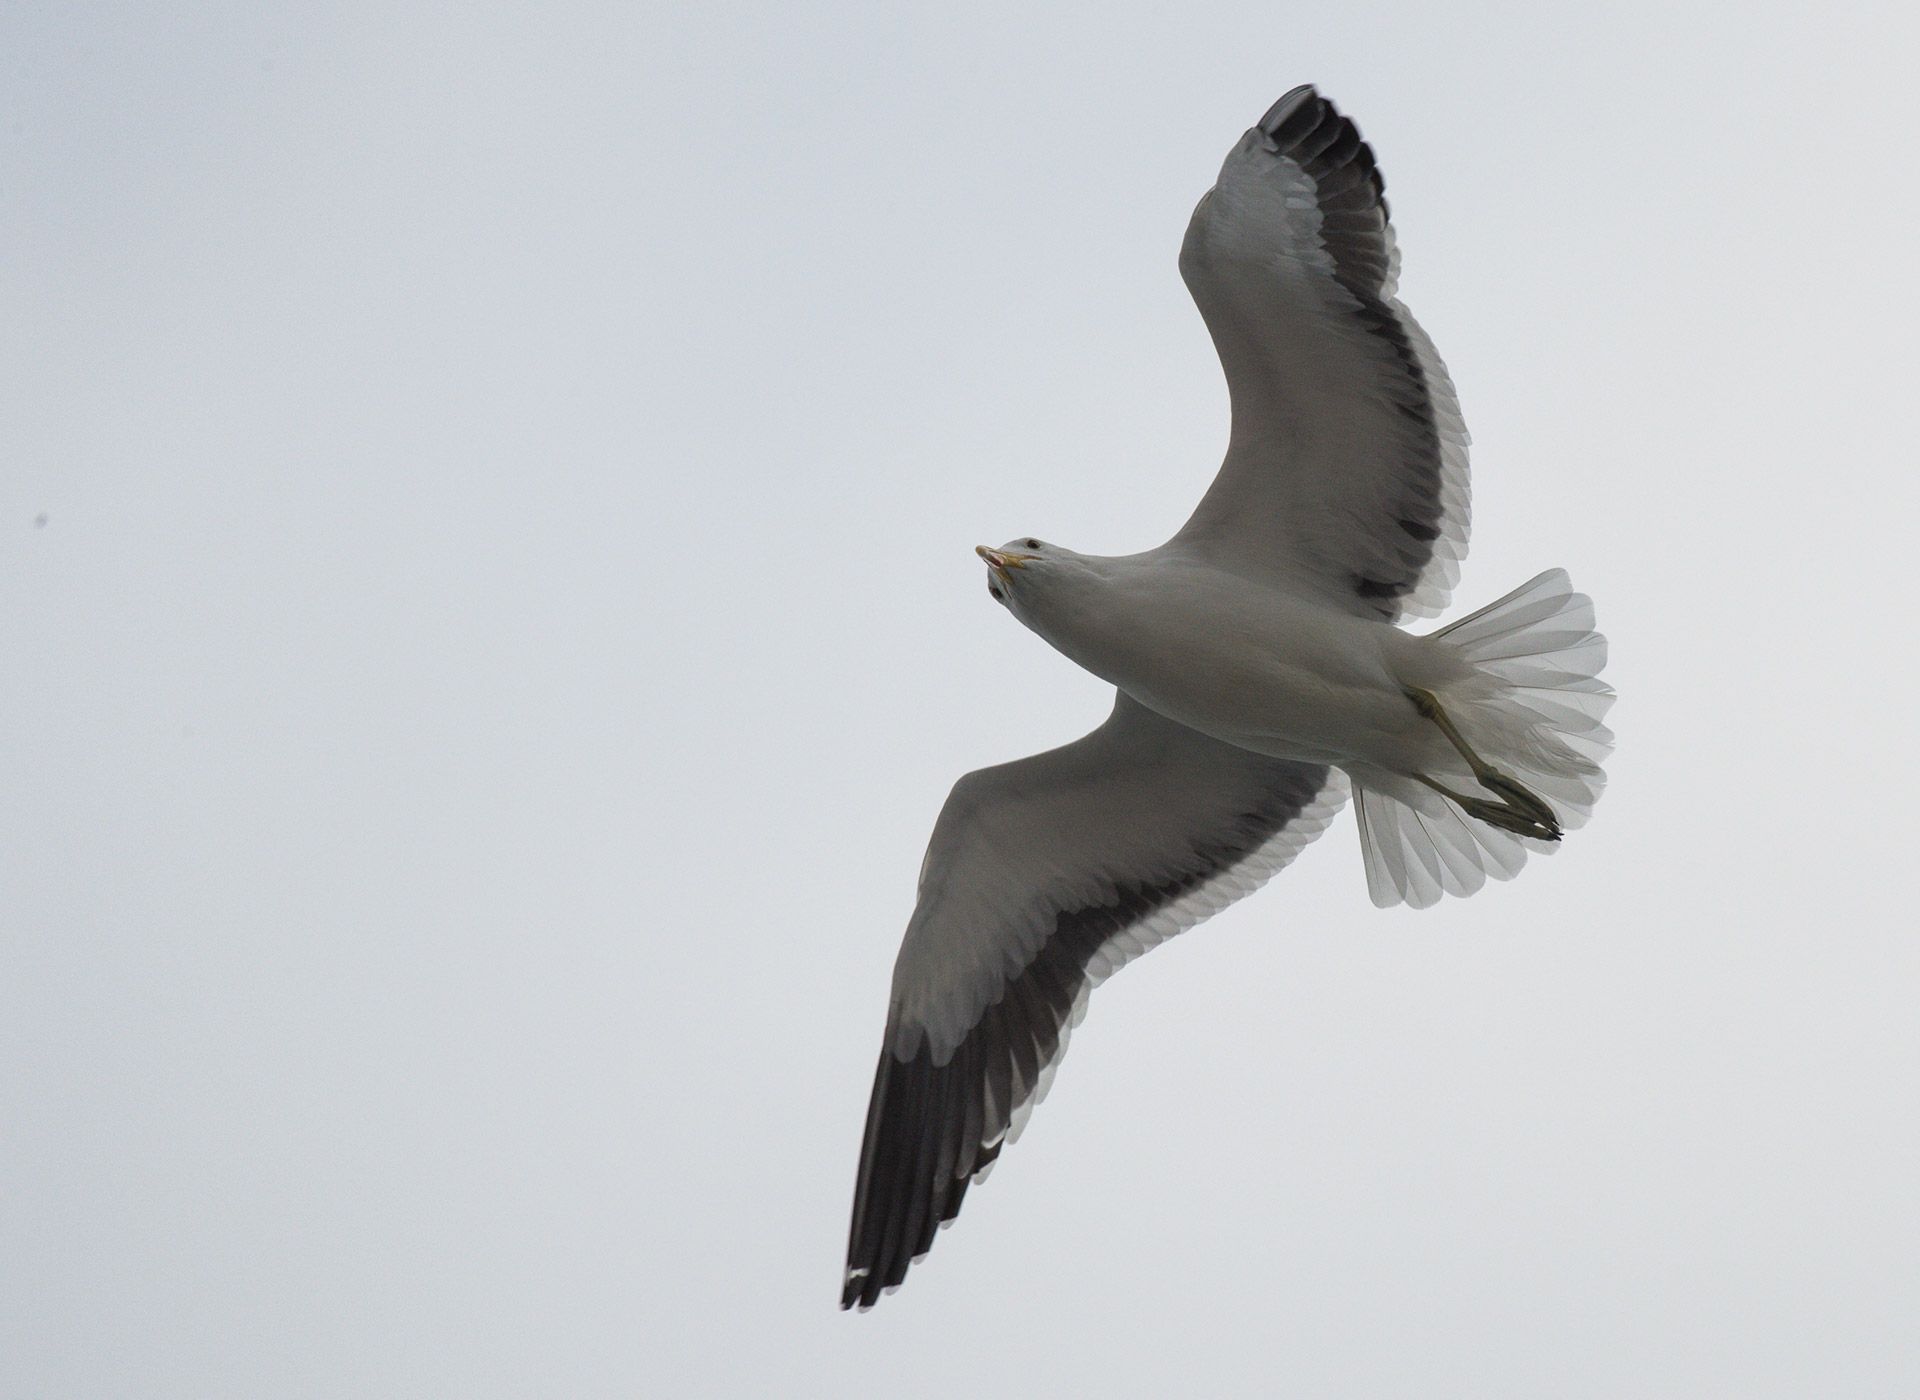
[[842, 86, 1613, 1310]]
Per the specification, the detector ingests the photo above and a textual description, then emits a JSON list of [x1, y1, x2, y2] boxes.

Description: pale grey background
[[4, 2, 1917, 1396]]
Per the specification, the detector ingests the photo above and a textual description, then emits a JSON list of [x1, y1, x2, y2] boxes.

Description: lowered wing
[[843, 694, 1343, 1307]]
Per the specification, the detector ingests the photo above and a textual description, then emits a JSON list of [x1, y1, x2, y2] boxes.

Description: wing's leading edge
[[1172, 86, 1470, 621], [843, 694, 1343, 1307]]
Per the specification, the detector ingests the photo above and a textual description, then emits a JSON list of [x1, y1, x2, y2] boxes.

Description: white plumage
[[843, 86, 1613, 1310]]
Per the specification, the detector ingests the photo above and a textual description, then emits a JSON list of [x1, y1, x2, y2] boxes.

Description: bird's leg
[[1406, 687, 1495, 777], [1407, 688, 1563, 841]]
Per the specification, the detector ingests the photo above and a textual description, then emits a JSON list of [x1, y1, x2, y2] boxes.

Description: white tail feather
[[1355, 569, 1614, 909]]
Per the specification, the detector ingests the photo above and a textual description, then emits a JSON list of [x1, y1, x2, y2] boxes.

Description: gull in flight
[[842, 86, 1613, 1309]]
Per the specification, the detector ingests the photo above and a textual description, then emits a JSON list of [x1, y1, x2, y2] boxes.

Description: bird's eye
[[988, 583, 1004, 602], [1024, 538, 1039, 549]]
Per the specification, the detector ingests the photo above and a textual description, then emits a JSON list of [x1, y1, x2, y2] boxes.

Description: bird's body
[[841, 85, 1615, 1309], [1002, 545, 1460, 774]]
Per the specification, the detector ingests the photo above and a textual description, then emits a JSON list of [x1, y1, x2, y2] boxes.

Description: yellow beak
[[975, 545, 1033, 572]]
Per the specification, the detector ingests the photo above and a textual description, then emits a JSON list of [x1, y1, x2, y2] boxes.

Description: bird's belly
[[1069, 597, 1437, 770], [1124, 655, 1414, 765]]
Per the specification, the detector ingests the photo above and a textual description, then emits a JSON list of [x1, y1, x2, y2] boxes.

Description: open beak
[[975, 545, 1032, 574]]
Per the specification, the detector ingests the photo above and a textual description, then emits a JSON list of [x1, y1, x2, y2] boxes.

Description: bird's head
[[975, 538, 1052, 608], [975, 538, 1113, 642]]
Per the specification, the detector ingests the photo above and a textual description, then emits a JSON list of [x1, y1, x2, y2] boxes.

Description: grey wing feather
[[1171, 86, 1470, 621], [843, 694, 1344, 1308]]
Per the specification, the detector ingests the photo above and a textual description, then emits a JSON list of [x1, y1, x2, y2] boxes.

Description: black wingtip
[[839, 1268, 867, 1311], [1258, 84, 1320, 134]]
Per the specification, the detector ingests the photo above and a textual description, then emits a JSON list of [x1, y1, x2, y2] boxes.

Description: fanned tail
[[1354, 569, 1614, 909]]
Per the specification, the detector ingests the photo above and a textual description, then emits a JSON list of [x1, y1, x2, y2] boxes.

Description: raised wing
[[1171, 86, 1470, 621], [842, 694, 1344, 1308]]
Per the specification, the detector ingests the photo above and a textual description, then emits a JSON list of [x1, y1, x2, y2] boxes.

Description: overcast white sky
[[5, 2, 1919, 1396]]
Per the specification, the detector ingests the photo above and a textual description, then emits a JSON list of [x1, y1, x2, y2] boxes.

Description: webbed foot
[[1408, 689, 1564, 841]]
